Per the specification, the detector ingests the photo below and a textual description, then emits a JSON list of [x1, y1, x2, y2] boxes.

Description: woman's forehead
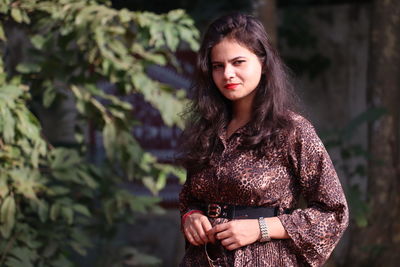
[[210, 38, 256, 61]]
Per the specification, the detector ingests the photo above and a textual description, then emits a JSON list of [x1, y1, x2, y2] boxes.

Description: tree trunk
[[346, 0, 400, 266]]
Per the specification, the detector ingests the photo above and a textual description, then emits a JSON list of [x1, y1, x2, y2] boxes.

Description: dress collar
[[218, 122, 253, 147]]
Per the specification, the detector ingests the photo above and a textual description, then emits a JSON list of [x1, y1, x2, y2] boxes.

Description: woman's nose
[[223, 65, 235, 79]]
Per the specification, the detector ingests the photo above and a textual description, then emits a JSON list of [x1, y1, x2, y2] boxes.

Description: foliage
[[111, 0, 255, 30], [0, 0, 198, 266], [322, 107, 386, 228], [279, 8, 331, 80]]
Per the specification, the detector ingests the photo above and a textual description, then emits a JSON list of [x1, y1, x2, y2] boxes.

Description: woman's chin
[[221, 91, 241, 101]]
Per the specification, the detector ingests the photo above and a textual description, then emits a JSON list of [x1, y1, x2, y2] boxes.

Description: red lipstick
[[224, 83, 240, 90]]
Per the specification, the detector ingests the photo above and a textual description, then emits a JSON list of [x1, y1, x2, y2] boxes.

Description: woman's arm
[[179, 171, 217, 246], [277, 117, 349, 266]]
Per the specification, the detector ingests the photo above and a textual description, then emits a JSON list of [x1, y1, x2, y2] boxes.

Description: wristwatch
[[258, 217, 271, 242]]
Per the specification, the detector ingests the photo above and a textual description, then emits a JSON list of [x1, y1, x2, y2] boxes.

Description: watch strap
[[258, 217, 271, 242]]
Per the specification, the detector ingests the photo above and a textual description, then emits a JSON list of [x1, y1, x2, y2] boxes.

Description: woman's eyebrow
[[211, 56, 247, 64]]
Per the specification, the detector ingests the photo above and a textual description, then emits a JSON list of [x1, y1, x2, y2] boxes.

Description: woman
[[178, 13, 348, 267]]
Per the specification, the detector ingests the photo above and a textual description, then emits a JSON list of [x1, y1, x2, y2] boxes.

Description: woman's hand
[[183, 212, 216, 246], [207, 219, 260, 250]]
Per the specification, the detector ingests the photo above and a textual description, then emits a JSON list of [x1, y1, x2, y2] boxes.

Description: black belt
[[204, 203, 279, 219]]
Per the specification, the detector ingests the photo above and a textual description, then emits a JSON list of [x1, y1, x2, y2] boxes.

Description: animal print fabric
[[179, 114, 349, 267]]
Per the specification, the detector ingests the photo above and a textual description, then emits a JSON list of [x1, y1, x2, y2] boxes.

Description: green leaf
[[156, 172, 167, 192], [0, 84, 24, 100], [61, 206, 74, 225], [0, 23, 5, 41], [148, 22, 163, 48], [71, 227, 92, 250], [16, 63, 41, 73], [20, 233, 42, 250], [50, 203, 61, 221], [164, 23, 179, 51], [139, 152, 156, 173], [131, 43, 167, 65], [16, 109, 40, 141], [131, 72, 186, 128], [142, 176, 158, 196], [156, 163, 186, 184], [0, 174, 9, 198], [0, 0, 10, 14], [8, 246, 37, 267], [10, 169, 40, 200], [42, 242, 58, 258], [51, 254, 73, 267], [130, 195, 161, 213], [48, 186, 70, 196], [1, 107, 15, 143], [77, 169, 98, 189], [73, 204, 91, 217], [178, 26, 199, 51], [104, 199, 115, 225], [11, 8, 23, 23], [0, 195, 16, 238], [103, 122, 116, 161], [30, 147, 39, 167], [37, 200, 48, 222], [43, 86, 56, 108], [119, 8, 131, 23], [30, 35, 45, 49], [70, 241, 87, 256], [167, 9, 184, 22], [74, 132, 84, 143], [50, 148, 81, 170]]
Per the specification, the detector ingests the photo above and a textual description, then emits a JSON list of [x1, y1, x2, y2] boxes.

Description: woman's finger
[[215, 229, 231, 240], [210, 222, 229, 234], [200, 217, 215, 243], [189, 231, 202, 246], [183, 213, 210, 245], [184, 227, 201, 246], [194, 223, 209, 244], [224, 242, 239, 251], [194, 230, 207, 245], [220, 237, 235, 248]]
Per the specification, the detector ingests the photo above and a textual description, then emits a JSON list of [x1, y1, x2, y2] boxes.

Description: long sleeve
[[179, 171, 204, 218], [278, 117, 349, 267], [179, 172, 194, 217]]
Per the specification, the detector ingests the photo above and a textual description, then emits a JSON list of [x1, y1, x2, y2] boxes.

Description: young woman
[[178, 13, 349, 267]]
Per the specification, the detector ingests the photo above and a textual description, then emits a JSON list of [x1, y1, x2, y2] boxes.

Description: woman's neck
[[231, 96, 254, 125]]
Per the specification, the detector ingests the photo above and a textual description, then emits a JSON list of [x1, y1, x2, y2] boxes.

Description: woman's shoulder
[[288, 111, 315, 131], [286, 111, 321, 144]]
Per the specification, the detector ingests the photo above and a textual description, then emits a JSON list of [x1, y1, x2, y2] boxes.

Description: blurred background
[[0, 0, 399, 266]]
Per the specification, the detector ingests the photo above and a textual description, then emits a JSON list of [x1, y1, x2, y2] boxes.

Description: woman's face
[[211, 38, 263, 103]]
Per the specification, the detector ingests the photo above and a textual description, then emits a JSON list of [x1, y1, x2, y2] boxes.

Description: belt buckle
[[207, 204, 222, 218]]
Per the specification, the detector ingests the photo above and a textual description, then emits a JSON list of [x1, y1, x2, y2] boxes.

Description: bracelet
[[258, 217, 271, 242], [182, 210, 203, 226]]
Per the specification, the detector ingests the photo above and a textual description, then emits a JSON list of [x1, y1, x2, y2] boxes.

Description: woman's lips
[[224, 83, 240, 90]]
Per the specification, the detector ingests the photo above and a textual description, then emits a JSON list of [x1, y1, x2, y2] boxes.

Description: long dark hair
[[177, 13, 300, 171]]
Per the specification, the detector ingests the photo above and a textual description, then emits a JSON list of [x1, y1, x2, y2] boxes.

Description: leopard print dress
[[179, 114, 349, 267]]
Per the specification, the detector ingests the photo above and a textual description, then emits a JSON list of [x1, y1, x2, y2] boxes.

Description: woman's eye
[[234, 60, 245, 65], [212, 64, 223, 70]]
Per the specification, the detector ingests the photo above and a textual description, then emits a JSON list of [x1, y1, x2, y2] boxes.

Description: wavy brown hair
[[177, 13, 300, 171]]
